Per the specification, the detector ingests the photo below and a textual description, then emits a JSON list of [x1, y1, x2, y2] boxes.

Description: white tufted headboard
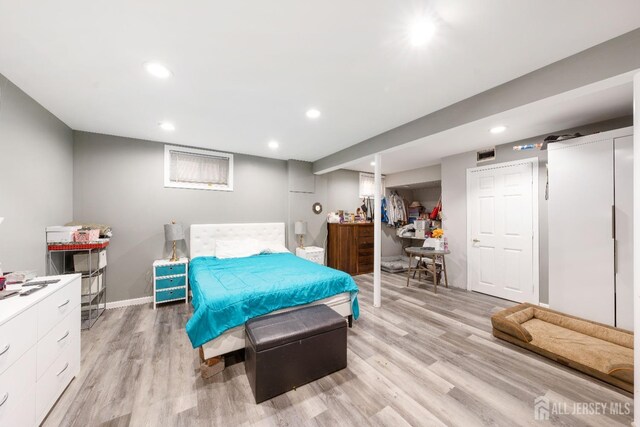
[[190, 222, 286, 259]]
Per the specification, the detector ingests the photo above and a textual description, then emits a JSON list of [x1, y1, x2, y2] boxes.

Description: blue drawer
[[155, 263, 186, 277], [156, 275, 185, 290], [156, 287, 186, 303]]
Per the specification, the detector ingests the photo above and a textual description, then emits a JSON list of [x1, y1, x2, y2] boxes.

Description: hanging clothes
[[384, 191, 407, 227], [381, 197, 389, 223]]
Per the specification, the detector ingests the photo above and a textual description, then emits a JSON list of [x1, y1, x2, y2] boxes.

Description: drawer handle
[[57, 330, 70, 342], [56, 362, 69, 376], [0, 392, 7, 407], [0, 344, 9, 356], [58, 299, 70, 308]]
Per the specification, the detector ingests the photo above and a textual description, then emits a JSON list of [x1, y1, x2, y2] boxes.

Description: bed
[[187, 223, 359, 361]]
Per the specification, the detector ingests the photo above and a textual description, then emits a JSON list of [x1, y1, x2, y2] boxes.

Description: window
[[359, 172, 385, 198], [164, 145, 234, 191]]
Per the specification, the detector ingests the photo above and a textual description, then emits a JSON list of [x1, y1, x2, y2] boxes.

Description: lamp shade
[[294, 221, 307, 235], [164, 222, 184, 242]]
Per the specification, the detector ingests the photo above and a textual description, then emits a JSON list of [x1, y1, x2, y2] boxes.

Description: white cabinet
[[548, 127, 633, 328], [0, 275, 81, 426], [296, 246, 325, 265]]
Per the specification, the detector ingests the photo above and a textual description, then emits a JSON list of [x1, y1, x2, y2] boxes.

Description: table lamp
[[295, 221, 307, 248], [164, 221, 184, 262]]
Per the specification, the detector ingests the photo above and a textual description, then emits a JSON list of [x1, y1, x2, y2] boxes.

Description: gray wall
[[441, 115, 633, 304], [73, 131, 288, 302], [287, 167, 405, 257], [0, 73, 73, 274]]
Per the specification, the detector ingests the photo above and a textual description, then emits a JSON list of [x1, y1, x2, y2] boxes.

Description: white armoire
[[548, 126, 633, 330]]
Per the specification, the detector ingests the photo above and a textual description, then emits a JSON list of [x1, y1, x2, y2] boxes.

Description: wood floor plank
[[43, 271, 634, 426]]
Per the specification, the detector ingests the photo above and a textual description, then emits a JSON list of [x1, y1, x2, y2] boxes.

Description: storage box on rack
[[46, 226, 81, 243], [73, 250, 107, 272], [81, 273, 103, 295], [74, 229, 100, 242]]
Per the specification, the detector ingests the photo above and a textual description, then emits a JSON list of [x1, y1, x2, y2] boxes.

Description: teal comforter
[[186, 253, 360, 348]]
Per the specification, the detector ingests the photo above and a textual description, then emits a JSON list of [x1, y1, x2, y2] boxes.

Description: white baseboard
[[538, 302, 550, 308], [106, 296, 153, 309]]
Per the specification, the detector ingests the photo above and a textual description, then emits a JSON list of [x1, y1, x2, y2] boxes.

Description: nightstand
[[153, 257, 189, 309], [295, 246, 325, 265]]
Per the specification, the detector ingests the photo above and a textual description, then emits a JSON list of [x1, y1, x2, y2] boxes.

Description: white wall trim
[[538, 303, 549, 309], [106, 296, 153, 309], [466, 157, 540, 304]]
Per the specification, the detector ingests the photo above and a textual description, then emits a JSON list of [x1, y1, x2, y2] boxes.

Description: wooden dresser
[[327, 223, 373, 275]]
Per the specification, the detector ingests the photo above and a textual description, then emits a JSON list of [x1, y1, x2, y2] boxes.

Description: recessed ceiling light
[[159, 122, 175, 131], [370, 161, 376, 166], [268, 140, 279, 150], [306, 109, 321, 119], [144, 62, 172, 79], [490, 125, 507, 134], [409, 18, 436, 47]]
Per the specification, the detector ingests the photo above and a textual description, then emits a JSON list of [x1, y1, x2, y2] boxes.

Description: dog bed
[[491, 303, 633, 393]]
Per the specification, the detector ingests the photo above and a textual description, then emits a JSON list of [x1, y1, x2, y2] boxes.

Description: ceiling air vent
[[477, 147, 496, 163]]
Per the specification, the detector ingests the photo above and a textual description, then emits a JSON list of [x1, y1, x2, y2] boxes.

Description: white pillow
[[215, 239, 260, 259], [258, 240, 290, 254]]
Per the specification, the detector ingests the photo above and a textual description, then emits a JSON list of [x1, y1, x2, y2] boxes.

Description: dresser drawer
[[156, 288, 186, 303], [37, 277, 80, 340], [358, 226, 374, 238], [36, 331, 80, 424], [156, 275, 186, 290], [155, 263, 186, 277], [0, 346, 36, 427], [37, 305, 80, 380], [0, 307, 37, 376]]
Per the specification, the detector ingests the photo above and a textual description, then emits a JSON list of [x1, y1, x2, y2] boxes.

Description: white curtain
[[170, 151, 229, 185], [359, 172, 385, 198]]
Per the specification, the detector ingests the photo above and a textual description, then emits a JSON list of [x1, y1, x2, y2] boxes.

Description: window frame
[[359, 172, 385, 199], [164, 145, 234, 192]]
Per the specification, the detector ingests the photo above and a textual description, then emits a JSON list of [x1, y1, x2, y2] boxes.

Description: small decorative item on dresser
[[164, 221, 184, 262], [295, 246, 325, 265], [153, 257, 189, 309]]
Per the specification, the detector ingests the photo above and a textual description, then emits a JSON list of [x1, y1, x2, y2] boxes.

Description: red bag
[[429, 197, 441, 220]]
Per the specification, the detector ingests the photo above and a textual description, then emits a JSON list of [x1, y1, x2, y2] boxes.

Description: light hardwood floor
[[44, 272, 633, 426]]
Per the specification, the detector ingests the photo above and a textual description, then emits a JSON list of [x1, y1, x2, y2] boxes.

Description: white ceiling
[[347, 77, 634, 174], [1, 1, 639, 161]]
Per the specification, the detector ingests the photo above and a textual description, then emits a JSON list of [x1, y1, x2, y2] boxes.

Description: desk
[[404, 247, 450, 293]]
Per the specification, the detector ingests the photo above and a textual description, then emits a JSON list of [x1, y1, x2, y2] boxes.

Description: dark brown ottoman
[[245, 305, 348, 403]]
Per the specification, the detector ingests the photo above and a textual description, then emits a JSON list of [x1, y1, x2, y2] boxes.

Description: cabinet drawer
[[156, 275, 186, 290], [156, 288, 186, 303], [37, 277, 80, 340], [36, 331, 79, 424], [306, 253, 324, 265], [359, 255, 374, 265], [37, 305, 80, 380], [358, 226, 374, 237], [358, 264, 374, 274], [155, 264, 186, 277], [0, 346, 36, 427], [0, 308, 37, 376]]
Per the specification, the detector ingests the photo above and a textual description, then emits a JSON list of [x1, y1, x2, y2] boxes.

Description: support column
[[374, 153, 382, 307], [633, 71, 639, 425]]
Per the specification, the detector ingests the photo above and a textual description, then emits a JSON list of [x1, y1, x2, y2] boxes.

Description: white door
[[548, 138, 615, 326], [614, 135, 633, 330], [467, 159, 538, 303]]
